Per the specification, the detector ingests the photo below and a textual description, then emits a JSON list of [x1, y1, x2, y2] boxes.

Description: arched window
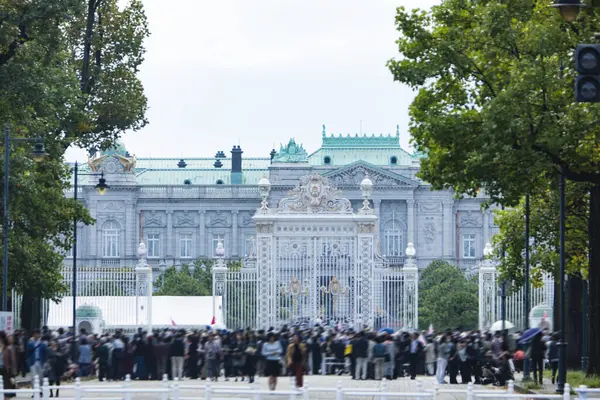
[[216, 179, 224, 185], [323, 156, 331, 165], [383, 219, 405, 257], [102, 221, 120, 257], [390, 156, 398, 165]]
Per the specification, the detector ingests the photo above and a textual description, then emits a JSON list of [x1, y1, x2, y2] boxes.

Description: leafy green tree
[[154, 260, 213, 297], [388, 0, 600, 374], [0, 0, 149, 330], [418, 260, 478, 331]]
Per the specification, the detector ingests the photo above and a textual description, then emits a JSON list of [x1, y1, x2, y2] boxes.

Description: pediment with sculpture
[[322, 161, 418, 189], [277, 174, 352, 214]]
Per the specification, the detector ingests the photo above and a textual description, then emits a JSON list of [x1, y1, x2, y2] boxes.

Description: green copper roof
[[321, 125, 401, 148], [76, 305, 103, 319]]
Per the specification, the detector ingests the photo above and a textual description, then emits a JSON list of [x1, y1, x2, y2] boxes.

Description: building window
[[102, 221, 120, 258], [462, 234, 476, 258], [212, 235, 225, 256], [384, 229, 403, 257], [216, 179, 224, 185], [66, 246, 74, 258], [147, 234, 160, 258], [390, 156, 398, 165], [244, 236, 255, 257], [180, 234, 193, 258], [323, 156, 331, 165]]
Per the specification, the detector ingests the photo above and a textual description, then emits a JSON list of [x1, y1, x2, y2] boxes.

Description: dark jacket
[[169, 338, 185, 357], [352, 338, 368, 358]]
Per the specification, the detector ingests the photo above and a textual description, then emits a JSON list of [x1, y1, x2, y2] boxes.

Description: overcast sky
[[66, 0, 441, 161]]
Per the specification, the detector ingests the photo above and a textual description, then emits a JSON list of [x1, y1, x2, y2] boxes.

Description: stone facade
[[65, 127, 499, 271]]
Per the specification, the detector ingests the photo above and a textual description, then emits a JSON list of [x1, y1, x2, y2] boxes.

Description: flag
[[211, 316, 216, 325], [170, 318, 176, 326], [427, 324, 434, 335]]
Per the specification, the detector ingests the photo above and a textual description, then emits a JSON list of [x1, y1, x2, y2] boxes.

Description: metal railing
[[4, 375, 565, 400]]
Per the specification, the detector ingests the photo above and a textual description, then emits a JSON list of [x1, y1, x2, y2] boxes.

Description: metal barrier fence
[[8, 375, 583, 400]]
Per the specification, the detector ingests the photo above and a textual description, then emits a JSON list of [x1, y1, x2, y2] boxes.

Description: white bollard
[[467, 382, 474, 400], [161, 374, 169, 400], [42, 377, 50, 400], [33, 375, 41, 400], [205, 382, 212, 400], [124, 374, 132, 400], [74, 377, 81, 400], [173, 377, 180, 400], [507, 380, 514, 394], [336, 380, 343, 400], [564, 384, 571, 400], [579, 385, 588, 400]]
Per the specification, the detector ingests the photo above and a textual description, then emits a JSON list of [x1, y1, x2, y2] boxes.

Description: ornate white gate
[[217, 173, 420, 331]]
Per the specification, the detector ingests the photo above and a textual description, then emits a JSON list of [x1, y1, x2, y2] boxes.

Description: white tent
[[47, 296, 223, 331]]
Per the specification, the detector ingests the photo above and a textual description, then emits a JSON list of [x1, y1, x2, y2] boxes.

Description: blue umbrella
[[518, 327, 542, 344], [379, 328, 394, 334]]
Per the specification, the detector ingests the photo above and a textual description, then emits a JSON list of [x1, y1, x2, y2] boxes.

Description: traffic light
[[575, 44, 600, 103]]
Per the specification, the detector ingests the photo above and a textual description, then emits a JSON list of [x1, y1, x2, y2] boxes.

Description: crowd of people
[[0, 325, 556, 395]]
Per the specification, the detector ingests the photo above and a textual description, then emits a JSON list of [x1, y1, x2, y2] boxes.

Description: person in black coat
[[187, 335, 200, 379], [408, 332, 423, 380], [530, 332, 546, 385], [309, 334, 322, 375]]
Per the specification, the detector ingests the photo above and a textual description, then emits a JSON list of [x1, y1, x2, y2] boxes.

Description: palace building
[[66, 125, 498, 273]]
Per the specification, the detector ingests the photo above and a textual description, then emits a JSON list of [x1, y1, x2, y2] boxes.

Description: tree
[[493, 178, 590, 368], [388, 0, 600, 374], [418, 260, 478, 331], [154, 260, 213, 297], [0, 0, 149, 330]]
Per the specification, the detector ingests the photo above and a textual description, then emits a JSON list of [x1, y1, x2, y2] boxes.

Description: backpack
[[373, 343, 386, 358]]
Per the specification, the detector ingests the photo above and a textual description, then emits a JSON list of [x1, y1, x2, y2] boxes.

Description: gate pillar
[[135, 242, 152, 333], [402, 242, 418, 331], [478, 242, 497, 331]]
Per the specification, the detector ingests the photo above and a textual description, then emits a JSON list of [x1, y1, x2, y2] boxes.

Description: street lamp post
[[3, 122, 47, 311], [557, 174, 567, 393], [523, 194, 532, 380], [159, 261, 167, 288], [70, 161, 108, 360]]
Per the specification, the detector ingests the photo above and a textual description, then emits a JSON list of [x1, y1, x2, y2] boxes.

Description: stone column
[[231, 211, 239, 258], [89, 200, 98, 259], [443, 200, 454, 259], [479, 258, 497, 331], [373, 199, 382, 237], [483, 210, 490, 245], [357, 221, 376, 329], [166, 210, 174, 259], [135, 243, 153, 332], [125, 201, 135, 259], [403, 250, 419, 331], [406, 199, 415, 243], [199, 211, 206, 258], [256, 223, 275, 328]]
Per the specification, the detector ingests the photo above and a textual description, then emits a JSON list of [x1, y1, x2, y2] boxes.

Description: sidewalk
[[513, 372, 559, 394]]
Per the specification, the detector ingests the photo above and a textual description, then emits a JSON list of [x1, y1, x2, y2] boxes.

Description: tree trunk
[[567, 275, 583, 369], [587, 183, 600, 375], [19, 290, 41, 332]]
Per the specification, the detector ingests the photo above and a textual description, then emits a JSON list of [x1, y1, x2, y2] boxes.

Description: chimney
[[231, 145, 243, 184]]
